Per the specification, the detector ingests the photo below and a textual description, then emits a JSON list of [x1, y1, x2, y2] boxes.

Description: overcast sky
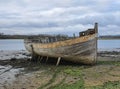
[[0, 0, 120, 35]]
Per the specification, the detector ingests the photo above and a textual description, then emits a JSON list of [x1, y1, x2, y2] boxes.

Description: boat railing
[[25, 28, 96, 44], [25, 35, 72, 43]]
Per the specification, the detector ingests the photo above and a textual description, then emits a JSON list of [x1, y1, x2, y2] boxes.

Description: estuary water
[[0, 39, 25, 50], [0, 39, 120, 51], [98, 40, 120, 51]]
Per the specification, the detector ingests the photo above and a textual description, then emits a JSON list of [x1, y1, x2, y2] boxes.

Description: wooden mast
[[94, 22, 98, 63]]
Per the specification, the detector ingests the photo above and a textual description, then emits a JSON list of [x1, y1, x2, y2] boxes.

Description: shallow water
[[98, 40, 120, 51], [0, 39, 25, 50]]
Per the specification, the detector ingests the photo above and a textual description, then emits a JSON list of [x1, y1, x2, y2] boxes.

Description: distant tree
[[0, 33, 4, 36]]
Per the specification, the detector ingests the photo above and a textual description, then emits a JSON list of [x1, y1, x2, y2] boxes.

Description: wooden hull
[[24, 34, 97, 64]]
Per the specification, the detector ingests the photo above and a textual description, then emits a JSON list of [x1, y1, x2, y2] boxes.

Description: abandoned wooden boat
[[24, 23, 98, 65]]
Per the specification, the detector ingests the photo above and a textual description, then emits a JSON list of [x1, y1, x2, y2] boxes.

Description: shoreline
[[0, 50, 120, 89], [0, 50, 30, 60]]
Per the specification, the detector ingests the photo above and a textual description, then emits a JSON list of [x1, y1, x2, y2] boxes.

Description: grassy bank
[[36, 61, 120, 89]]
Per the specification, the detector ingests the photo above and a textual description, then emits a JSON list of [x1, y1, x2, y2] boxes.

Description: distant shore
[[98, 35, 120, 40], [0, 34, 120, 39]]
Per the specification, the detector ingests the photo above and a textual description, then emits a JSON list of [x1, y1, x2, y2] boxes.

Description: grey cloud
[[0, 0, 120, 35]]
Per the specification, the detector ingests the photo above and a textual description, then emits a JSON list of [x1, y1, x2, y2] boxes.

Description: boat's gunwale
[[31, 34, 96, 49]]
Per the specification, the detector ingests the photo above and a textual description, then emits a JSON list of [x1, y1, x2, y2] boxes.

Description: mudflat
[[0, 50, 120, 89]]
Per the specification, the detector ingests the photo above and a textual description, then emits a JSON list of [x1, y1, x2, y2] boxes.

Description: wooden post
[[31, 44, 35, 61], [95, 23, 98, 33], [73, 33, 76, 38], [40, 56, 43, 62], [56, 57, 61, 66], [37, 56, 41, 62], [45, 56, 48, 63], [94, 23, 98, 63]]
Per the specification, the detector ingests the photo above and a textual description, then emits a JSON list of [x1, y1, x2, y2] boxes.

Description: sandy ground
[[0, 50, 120, 89]]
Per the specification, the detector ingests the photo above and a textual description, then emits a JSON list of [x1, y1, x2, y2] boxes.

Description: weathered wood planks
[[24, 23, 98, 65]]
